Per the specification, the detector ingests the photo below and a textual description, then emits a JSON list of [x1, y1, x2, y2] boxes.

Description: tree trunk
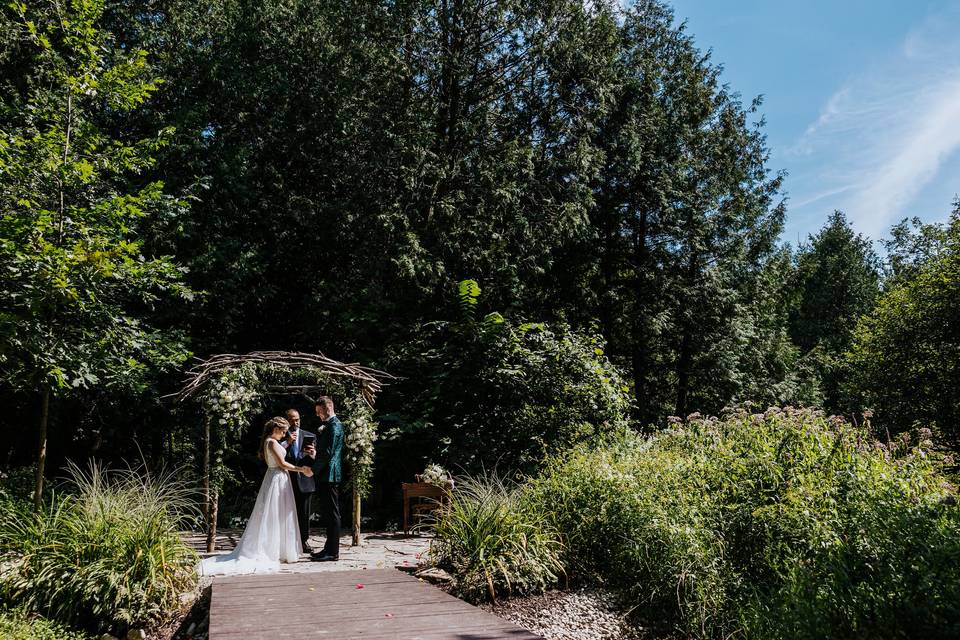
[[207, 489, 219, 553], [203, 414, 217, 552], [598, 198, 617, 346], [352, 488, 361, 546], [675, 328, 692, 417], [675, 252, 698, 417], [33, 388, 50, 510], [630, 211, 651, 420]]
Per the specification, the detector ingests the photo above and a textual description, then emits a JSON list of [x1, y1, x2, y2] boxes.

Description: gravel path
[[481, 589, 650, 640]]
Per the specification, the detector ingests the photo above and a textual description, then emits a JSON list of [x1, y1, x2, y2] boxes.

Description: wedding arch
[[171, 351, 394, 551]]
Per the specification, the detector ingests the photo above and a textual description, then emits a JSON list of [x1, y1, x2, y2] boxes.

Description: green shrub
[[431, 473, 564, 602], [386, 280, 632, 475], [0, 610, 92, 640], [527, 408, 960, 639], [0, 466, 44, 508], [0, 462, 199, 633]]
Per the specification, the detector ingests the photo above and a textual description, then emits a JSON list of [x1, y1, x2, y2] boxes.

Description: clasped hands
[[285, 431, 316, 476]]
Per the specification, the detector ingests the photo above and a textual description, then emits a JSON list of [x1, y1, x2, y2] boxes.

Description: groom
[[311, 396, 344, 561], [281, 408, 316, 554]]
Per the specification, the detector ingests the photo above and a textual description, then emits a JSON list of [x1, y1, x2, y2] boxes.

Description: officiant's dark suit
[[281, 410, 315, 553], [311, 397, 344, 560]]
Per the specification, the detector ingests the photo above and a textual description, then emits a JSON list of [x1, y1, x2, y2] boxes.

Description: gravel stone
[[481, 588, 648, 640]]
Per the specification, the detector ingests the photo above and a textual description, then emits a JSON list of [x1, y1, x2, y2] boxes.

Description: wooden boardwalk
[[209, 568, 542, 639]]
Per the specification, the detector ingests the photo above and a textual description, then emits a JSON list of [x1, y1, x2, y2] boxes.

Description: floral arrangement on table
[[418, 463, 453, 489]]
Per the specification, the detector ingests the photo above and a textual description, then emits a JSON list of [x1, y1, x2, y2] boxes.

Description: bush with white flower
[[342, 396, 377, 498], [202, 364, 261, 489]]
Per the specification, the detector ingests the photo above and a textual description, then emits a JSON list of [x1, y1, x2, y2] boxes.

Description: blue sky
[[666, 0, 960, 245]]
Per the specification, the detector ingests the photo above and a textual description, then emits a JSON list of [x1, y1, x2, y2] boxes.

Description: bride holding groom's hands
[[198, 415, 314, 576]]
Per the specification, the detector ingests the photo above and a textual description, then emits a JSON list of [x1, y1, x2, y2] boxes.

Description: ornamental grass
[[430, 472, 564, 603], [0, 462, 198, 633]]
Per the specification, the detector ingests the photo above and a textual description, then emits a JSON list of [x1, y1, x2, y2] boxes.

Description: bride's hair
[[258, 416, 290, 462]]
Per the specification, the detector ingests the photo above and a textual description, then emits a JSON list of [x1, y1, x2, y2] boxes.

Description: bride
[[199, 416, 314, 576]]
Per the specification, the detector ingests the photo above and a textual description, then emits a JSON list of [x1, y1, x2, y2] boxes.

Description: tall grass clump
[[431, 473, 564, 602], [527, 408, 960, 639], [0, 462, 199, 633], [0, 610, 92, 640]]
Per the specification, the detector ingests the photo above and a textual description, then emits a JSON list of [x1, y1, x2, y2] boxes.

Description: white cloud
[[790, 5, 960, 239]]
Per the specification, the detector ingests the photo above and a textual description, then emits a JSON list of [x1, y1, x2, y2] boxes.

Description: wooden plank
[[209, 568, 541, 640], [210, 586, 465, 606], [213, 632, 539, 640], [217, 592, 473, 612], [212, 568, 415, 585], [213, 572, 414, 588]]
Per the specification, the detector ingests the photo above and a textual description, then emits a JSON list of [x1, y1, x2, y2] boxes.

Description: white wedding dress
[[198, 439, 301, 576]]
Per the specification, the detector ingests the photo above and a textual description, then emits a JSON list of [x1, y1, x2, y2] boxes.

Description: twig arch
[[172, 351, 395, 551]]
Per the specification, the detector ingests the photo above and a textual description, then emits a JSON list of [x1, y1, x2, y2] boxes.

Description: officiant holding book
[[281, 408, 316, 554]]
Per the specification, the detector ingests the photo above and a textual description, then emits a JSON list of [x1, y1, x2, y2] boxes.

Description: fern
[[457, 279, 481, 323]]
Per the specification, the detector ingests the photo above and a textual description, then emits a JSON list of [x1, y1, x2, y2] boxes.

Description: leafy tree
[[787, 211, 880, 411], [0, 0, 817, 486], [384, 280, 632, 475], [847, 203, 960, 448], [0, 0, 192, 506], [111, 0, 792, 431], [883, 212, 951, 286], [114, 0, 616, 361]]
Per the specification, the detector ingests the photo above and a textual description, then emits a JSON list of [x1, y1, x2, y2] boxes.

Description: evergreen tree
[[561, 1, 786, 423], [787, 211, 880, 412]]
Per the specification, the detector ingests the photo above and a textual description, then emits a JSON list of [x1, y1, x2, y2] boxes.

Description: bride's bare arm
[[269, 440, 311, 475]]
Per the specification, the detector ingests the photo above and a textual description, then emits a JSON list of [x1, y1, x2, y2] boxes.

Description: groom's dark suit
[[311, 415, 344, 558], [283, 428, 316, 550]]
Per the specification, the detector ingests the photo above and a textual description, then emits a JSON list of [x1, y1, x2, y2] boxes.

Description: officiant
[[281, 408, 316, 554]]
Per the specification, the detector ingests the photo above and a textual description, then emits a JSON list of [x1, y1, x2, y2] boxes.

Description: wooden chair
[[402, 482, 449, 535]]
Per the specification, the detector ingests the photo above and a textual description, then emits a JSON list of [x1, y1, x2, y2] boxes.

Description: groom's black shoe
[[310, 552, 339, 562]]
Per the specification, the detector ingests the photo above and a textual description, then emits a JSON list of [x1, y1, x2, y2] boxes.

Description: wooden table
[[402, 482, 448, 535]]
